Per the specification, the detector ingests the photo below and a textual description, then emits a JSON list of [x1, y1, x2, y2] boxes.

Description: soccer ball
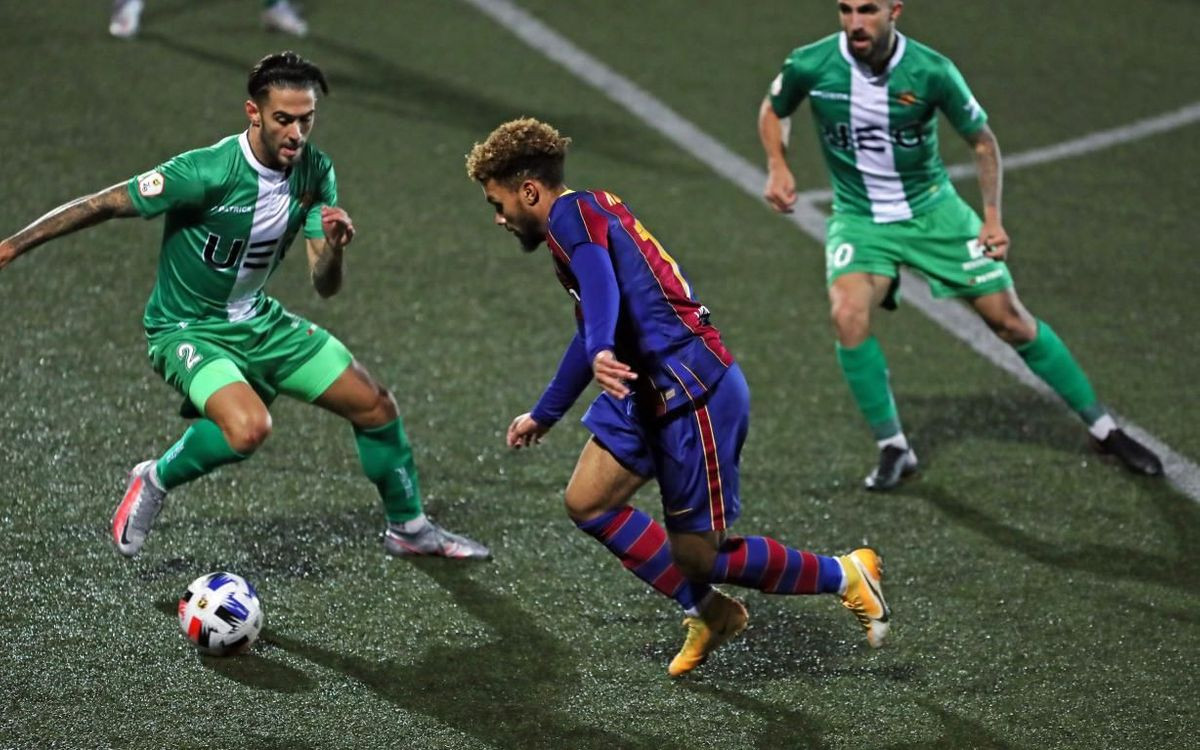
[[178, 572, 264, 656]]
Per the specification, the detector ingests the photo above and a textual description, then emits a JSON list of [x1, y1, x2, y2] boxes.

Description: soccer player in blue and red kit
[[467, 118, 892, 676]]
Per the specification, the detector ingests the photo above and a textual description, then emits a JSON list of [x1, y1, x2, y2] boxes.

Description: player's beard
[[257, 128, 304, 169], [509, 215, 545, 252], [849, 30, 891, 65], [517, 232, 543, 252]]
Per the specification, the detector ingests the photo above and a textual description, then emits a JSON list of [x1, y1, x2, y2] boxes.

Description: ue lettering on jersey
[[126, 132, 336, 330], [769, 31, 988, 223]]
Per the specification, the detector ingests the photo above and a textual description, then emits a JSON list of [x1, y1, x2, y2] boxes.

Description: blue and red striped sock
[[575, 507, 712, 612], [711, 536, 843, 595]]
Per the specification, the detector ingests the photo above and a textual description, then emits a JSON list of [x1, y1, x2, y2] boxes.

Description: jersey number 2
[[176, 343, 202, 371]]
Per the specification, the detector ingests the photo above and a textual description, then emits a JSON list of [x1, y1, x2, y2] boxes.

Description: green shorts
[[146, 298, 353, 415], [825, 194, 1013, 302]]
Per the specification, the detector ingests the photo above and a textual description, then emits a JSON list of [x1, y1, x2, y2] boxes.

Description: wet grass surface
[[1, 1, 1197, 748]]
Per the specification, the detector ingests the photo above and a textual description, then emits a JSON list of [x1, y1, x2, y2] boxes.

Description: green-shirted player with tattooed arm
[[758, 0, 1162, 488], [0, 51, 489, 560]]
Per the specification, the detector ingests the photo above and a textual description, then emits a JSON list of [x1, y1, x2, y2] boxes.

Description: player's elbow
[[970, 125, 999, 154], [758, 98, 778, 131]]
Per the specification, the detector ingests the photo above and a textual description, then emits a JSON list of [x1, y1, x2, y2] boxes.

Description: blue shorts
[[581, 363, 749, 533]]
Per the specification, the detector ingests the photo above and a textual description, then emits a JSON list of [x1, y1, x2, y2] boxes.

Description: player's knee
[[563, 488, 605, 522], [351, 386, 399, 429], [989, 314, 1036, 346], [222, 411, 272, 454], [373, 387, 399, 423], [830, 298, 869, 342]]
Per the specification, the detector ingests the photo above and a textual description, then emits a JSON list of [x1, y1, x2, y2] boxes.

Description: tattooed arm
[[0, 182, 139, 271]]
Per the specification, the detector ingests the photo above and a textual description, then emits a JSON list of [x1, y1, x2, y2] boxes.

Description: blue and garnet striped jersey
[[545, 189, 734, 416]]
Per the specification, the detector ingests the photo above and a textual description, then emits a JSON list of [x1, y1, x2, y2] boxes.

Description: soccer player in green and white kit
[[758, 0, 1162, 489], [0, 52, 490, 559]]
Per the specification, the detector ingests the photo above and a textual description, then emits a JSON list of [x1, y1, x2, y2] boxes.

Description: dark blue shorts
[[581, 363, 749, 533]]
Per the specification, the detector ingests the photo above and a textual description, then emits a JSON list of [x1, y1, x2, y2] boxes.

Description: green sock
[[837, 336, 902, 440], [354, 418, 423, 523], [155, 419, 247, 491], [1016, 320, 1105, 423]]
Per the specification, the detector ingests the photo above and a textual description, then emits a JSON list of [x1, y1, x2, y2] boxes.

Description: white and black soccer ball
[[178, 572, 263, 656]]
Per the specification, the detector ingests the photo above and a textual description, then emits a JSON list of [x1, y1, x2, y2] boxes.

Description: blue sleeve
[[531, 332, 592, 426], [570, 242, 619, 363]]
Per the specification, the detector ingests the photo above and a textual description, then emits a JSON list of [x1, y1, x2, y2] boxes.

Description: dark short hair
[[247, 51, 329, 101]]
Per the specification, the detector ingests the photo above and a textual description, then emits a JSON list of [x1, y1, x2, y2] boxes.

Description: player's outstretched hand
[[979, 220, 1010, 260], [321, 205, 356, 249], [592, 350, 636, 400], [507, 412, 549, 449], [0, 239, 17, 271], [763, 166, 797, 214]]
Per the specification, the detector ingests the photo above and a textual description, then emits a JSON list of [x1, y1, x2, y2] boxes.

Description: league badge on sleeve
[[138, 170, 165, 197]]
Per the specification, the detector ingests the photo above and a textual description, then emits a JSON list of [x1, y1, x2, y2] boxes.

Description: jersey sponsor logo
[[970, 268, 1005, 286], [821, 122, 928, 151], [896, 91, 919, 106], [137, 171, 164, 197], [211, 205, 254, 214], [961, 239, 989, 271], [810, 89, 851, 101]]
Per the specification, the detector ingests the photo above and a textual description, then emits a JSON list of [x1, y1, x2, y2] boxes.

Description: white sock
[[1088, 414, 1117, 441], [395, 514, 430, 534], [688, 589, 716, 618], [877, 433, 909, 451], [147, 463, 165, 492]]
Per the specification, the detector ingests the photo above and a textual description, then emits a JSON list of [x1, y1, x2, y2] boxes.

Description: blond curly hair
[[465, 117, 571, 186]]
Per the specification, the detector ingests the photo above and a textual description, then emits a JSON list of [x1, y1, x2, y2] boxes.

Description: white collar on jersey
[[238, 130, 288, 180], [838, 30, 908, 82]]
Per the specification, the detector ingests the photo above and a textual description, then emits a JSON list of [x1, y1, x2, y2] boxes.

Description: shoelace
[[843, 597, 872, 629]]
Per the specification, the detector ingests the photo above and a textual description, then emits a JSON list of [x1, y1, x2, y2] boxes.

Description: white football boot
[[109, 0, 144, 39], [112, 460, 166, 557], [384, 520, 490, 560], [262, 0, 308, 37]]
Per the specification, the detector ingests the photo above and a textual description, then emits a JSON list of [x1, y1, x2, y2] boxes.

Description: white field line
[[464, 0, 1200, 501]]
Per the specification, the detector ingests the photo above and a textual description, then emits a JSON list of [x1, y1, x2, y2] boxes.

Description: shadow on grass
[[153, 599, 318, 694], [663, 604, 921, 685], [679, 681, 831, 749], [163, 563, 679, 749], [134, 505, 378, 584], [679, 680, 1006, 749], [899, 391, 1087, 472], [135, 31, 698, 177], [880, 699, 1014, 750], [903, 482, 1200, 593]]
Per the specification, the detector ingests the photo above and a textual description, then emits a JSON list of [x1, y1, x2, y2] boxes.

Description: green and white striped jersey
[[769, 32, 987, 223], [127, 131, 335, 331]]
